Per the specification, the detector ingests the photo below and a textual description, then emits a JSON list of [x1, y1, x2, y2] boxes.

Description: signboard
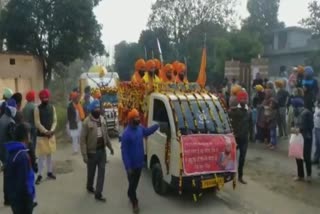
[[181, 134, 237, 176]]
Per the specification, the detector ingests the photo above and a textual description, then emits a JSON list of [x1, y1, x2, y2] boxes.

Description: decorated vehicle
[[118, 82, 237, 200], [79, 67, 119, 133]]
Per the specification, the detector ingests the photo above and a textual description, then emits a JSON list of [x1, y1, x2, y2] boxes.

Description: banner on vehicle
[[181, 134, 237, 175]]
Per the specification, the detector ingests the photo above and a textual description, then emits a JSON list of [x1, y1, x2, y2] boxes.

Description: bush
[[55, 103, 67, 134]]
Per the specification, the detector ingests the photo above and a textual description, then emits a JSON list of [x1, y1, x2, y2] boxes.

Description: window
[[153, 99, 170, 136], [9, 58, 15, 65]]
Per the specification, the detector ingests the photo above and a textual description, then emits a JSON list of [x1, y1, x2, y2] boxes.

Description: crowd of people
[[220, 65, 320, 183]]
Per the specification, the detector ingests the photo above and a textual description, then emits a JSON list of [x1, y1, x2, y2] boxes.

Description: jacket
[[228, 107, 250, 140], [67, 102, 78, 130], [121, 124, 159, 171], [4, 142, 35, 201], [22, 102, 36, 127], [295, 108, 314, 139], [0, 113, 16, 162], [80, 115, 112, 159]]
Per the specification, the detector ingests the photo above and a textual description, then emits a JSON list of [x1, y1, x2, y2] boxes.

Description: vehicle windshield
[[101, 94, 118, 104], [171, 99, 231, 135]]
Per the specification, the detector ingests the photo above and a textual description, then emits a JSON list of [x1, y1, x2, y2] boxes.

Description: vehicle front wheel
[[152, 163, 168, 195]]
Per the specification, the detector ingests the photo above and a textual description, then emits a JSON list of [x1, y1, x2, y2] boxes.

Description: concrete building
[[264, 27, 320, 76], [0, 52, 44, 100]]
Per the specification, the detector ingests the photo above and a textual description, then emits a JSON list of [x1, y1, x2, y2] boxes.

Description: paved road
[[0, 139, 319, 214]]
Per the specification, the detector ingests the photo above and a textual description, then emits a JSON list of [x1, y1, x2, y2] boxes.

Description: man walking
[[80, 100, 114, 202], [0, 99, 17, 206], [121, 108, 159, 213], [4, 123, 36, 214], [68, 92, 85, 154], [34, 89, 57, 184]]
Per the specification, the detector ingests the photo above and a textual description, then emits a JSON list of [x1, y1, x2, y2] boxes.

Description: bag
[[288, 134, 304, 159]]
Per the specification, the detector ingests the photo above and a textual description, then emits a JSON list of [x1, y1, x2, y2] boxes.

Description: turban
[[3, 88, 13, 99], [164, 64, 173, 73], [255, 84, 264, 92], [154, 59, 161, 69], [88, 100, 100, 112], [291, 97, 304, 108], [128, 108, 139, 120], [177, 63, 186, 74], [6, 98, 17, 117], [237, 90, 248, 103], [135, 59, 146, 71], [146, 60, 156, 71], [304, 66, 314, 77], [297, 65, 304, 74], [26, 90, 36, 102], [39, 89, 50, 101], [231, 84, 242, 96], [275, 80, 284, 88]]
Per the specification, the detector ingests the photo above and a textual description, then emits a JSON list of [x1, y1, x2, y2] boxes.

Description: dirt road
[[0, 139, 319, 214]]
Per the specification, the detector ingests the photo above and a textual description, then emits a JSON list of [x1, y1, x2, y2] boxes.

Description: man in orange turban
[[175, 63, 188, 83], [172, 61, 180, 80], [132, 59, 146, 84], [143, 60, 160, 84], [162, 64, 174, 83], [121, 108, 159, 213]]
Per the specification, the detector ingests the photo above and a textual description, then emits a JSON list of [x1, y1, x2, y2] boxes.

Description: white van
[[119, 83, 237, 195]]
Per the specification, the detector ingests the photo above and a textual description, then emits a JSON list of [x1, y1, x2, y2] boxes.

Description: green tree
[[305, 50, 320, 74], [243, 0, 284, 44], [148, 0, 236, 57], [0, 0, 105, 86], [114, 41, 144, 80], [138, 28, 173, 61], [301, 0, 320, 38]]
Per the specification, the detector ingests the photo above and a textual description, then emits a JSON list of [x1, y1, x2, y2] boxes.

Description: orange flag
[[196, 47, 207, 87]]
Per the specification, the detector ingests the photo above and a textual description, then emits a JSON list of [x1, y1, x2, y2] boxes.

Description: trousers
[[38, 154, 53, 175], [313, 128, 320, 162], [87, 149, 106, 196], [277, 107, 287, 136], [127, 168, 142, 204], [236, 137, 248, 179], [296, 137, 312, 178], [11, 196, 34, 214]]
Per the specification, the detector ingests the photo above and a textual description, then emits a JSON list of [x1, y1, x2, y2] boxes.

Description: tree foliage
[[138, 28, 173, 61], [0, 0, 105, 86], [114, 41, 144, 80], [243, 0, 284, 44], [148, 0, 236, 56], [302, 0, 320, 38]]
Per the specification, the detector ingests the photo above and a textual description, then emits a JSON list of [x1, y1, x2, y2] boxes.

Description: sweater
[[4, 142, 35, 201], [121, 124, 159, 171]]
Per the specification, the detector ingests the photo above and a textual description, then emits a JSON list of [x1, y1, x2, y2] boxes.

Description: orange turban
[[154, 59, 161, 69], [146, 60, 156, 71], [128, 108, 139, 120], [164, 64, 173, 73], [297, 65, 304, 74], [172, 61, 180, 71], [135, 59, 146, 71], [177, 63, 186, 74]]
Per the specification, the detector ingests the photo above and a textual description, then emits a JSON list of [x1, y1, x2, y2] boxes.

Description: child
[[4, 123, 36, 213]]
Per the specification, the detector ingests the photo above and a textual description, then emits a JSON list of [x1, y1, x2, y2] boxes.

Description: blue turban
[[291, 97, 304, 108], [88, 100, 100, 112], [304, 66, 314, 77]]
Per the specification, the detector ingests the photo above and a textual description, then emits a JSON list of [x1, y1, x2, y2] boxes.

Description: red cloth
[[39, 89, 51, 101], [26, 90, 36, 102], [237, 90, 248, 103]]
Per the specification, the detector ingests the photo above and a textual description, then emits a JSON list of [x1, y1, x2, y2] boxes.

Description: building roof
[[0, 51, 34, 56]]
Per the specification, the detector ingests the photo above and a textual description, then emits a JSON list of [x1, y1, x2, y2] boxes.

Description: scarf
[[74, 103, 85, 121]]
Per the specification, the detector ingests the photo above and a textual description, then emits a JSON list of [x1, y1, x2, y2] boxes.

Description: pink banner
[[181, 134, 237, 176]]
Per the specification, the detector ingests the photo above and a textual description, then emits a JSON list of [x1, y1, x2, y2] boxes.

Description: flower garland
[[199, 93, 219, 132], [182, 93, 199, 133], [191, 93, 208, 133], [207, 93, 226, 133]]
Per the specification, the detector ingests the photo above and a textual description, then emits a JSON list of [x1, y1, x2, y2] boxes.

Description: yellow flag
[[196, 48, 207, 87]]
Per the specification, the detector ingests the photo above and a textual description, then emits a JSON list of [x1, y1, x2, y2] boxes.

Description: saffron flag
[[196, 48, 207, 87]]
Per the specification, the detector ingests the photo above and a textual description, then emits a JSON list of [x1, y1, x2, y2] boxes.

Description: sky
[[94, 0, 312, 59]]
